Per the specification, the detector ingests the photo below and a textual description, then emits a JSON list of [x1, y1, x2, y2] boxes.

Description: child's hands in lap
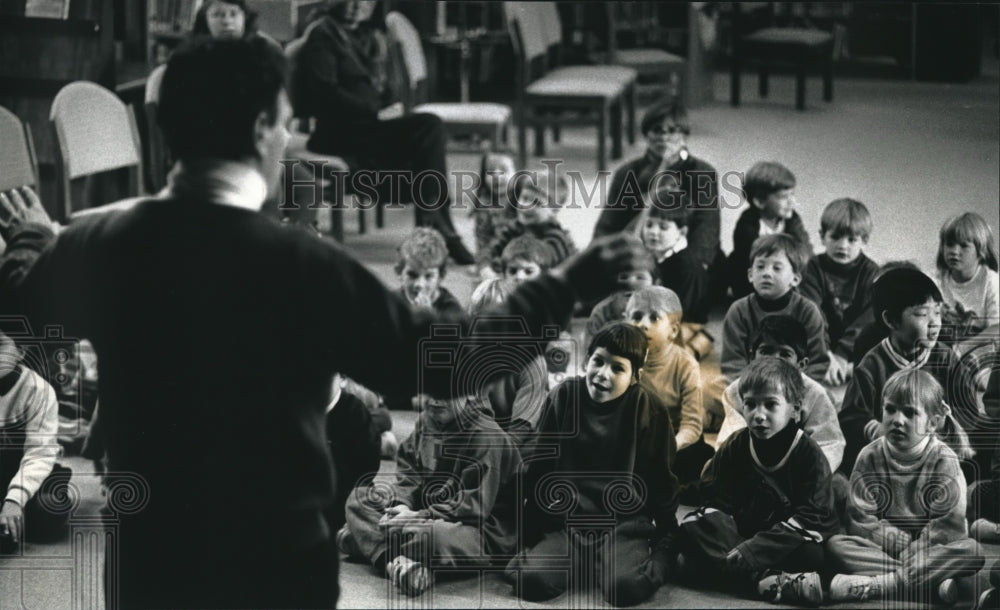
[[883, 529, 911, 558]]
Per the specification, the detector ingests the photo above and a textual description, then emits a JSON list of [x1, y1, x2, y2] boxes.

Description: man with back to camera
[[0, 36, 651, 609]]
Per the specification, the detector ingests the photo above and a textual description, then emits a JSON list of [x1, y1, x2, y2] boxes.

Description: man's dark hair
[[587, 322, 648, 381], [158, 37, 287, 162], [191, 0, 260, 37], [750, 315, 808, 360], [640, 99, 690, 136]]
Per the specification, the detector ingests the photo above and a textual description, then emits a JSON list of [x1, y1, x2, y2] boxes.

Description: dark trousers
[[309, 112, 460, 239], [678, 509, 825, 588], [507, 517, 666, 607], [106, 516, 339, 609]]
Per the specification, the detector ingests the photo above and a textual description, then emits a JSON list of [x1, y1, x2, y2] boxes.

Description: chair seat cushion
[[414, 103, 511, 125], [527, 70, 630, 97], [612, 48, 686, 68], [744, 28, 833, 47], [555, 65, 637, 87]]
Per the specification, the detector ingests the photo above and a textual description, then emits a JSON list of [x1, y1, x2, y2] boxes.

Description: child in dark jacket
[[728, 161, 812, 299], [340, 395, 521, 596], [679, 357, 839, 606], [507, 323, 679, 607]]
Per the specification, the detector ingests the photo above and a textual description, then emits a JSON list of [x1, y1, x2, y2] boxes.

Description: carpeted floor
[[1, 61, 998, 609]]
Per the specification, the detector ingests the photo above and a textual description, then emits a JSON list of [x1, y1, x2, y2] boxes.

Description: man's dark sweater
[[0, 198, 581, 553], [800, 253, 880, 360], [521, 377, 679, 542], [593, 150, 721, 271]]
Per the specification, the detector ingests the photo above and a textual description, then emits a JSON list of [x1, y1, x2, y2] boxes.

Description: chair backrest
[[504, 2, 548, 64], [536, 2, 563, 48], [285, 18, 325, 124], [385, 11, 427, 91], [0, 105, 38, 193], [144, 63, 167, 104], [50, 81, 144, 219], [143, 64, 169, 191]]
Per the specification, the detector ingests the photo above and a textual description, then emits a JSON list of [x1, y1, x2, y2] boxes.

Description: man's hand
[[554, 234, 654, 305], [824, 351, 852, 386], [0, 499, 24, 544], [379, 505, 424, 530], [0, 187, 57, 241]]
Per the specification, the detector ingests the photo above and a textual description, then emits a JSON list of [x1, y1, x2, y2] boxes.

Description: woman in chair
[[293, 0, 475, 264]]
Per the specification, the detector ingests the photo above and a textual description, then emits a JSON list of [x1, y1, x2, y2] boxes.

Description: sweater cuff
[[676, 430, 698, 451], [4, 487, 28, 509], [864, 419, 881, 441]]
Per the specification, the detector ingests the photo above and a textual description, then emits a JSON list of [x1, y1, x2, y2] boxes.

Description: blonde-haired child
[[472, 151, 518, 275], [828, 368, 984, 604], [936, 212, 999, 341]]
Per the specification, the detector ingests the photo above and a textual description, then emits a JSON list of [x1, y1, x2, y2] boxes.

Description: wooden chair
[[50, 81, 145, 222], [384, 11, 512, 151], [730, 3, 834, 111], [504, 2, 635, 172], [143, 64, 170, 193], [600, 2, 687, 105], [0, 105, 39, 195]]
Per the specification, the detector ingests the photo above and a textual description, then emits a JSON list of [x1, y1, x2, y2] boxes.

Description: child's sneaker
[[975, 587, 997, 610], [937, 578, 958, 605], [971, 519, 1000, 543], [757, 571, 823, 606], [829, 574, 883, 602], [336, 526, 361, 559]]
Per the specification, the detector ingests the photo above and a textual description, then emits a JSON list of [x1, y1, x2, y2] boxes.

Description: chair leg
[[331, 200, 344, 243], [517, 114, 528, 168], [626, 83, 636, 145], [597, 106, 608, 172], [534, 121, 546, 157], [375, 199, 384, 229], [611, 99, 623, 161], [730, 53, 741, 106], [759, 60, 769, 98], [358, 206, 367, 234], [823, 52, 834, 102], [552, 120, 561, 144], [796, 59, 807, 110]]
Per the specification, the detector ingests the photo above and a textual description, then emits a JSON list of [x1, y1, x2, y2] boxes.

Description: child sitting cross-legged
[[716, 315, 845, 473], [827, 368, 985, 605], [721, 233, 830, 385], [339, 394, 521, 596], [507, 323, 679, 607], [677, 357, 839, 607]]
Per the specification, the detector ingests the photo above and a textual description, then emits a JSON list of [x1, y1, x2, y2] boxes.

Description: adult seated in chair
[[592, 100, 724, 297], [295, 0, 475, 263]]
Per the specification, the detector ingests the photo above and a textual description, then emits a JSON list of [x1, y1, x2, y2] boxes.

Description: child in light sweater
[[716, 315, 845, 473], [625, 286, 709, 483], [827, 368, 984, 604]]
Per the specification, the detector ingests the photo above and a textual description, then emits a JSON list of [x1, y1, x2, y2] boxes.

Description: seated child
[[469, 278, 548, 447], [721, 234, 829, 384], [507, 323, 678, 607], [487, 167, 577, 273], [838, 267, 983, 478], [678, 358, 838, 607], [936, 212, 999, 349], [827, 369, 984, 604], [340, 394, 520, 596], [851, 260, 921, 363], [500, 235, 551, 286], [395, 227, 463, 315], [323, 372, 381, 534], [1, 330, 72, 549], [969, 364, 1000, 544], [728, 161, 812, 299], [642, 188, 714, 360], [584, 267, 656, 348], [472, 151, 518, 275], [625, 286, 709, 484], [716, 315, 845, 473], [800, 198, 880, 386]]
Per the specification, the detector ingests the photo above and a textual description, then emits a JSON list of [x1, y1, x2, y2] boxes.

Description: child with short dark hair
[[838, 267, 982, 477], [584, 267, 657, 347], [728, 161, 812, 298], [800, 198, 880, 385], [626, 286, 710, 483], [678, 357, 838, 606], [394, 227, 463, 315], [340, 394, 521, 597], [716, 315, 845, 472], [488, 167, 577, 273], [827, 369, 984, 604], [500, 235, 552, 285], [851, 260, 922, 362], [721, 234, 829, 383], [508, 322, 679, 606]]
